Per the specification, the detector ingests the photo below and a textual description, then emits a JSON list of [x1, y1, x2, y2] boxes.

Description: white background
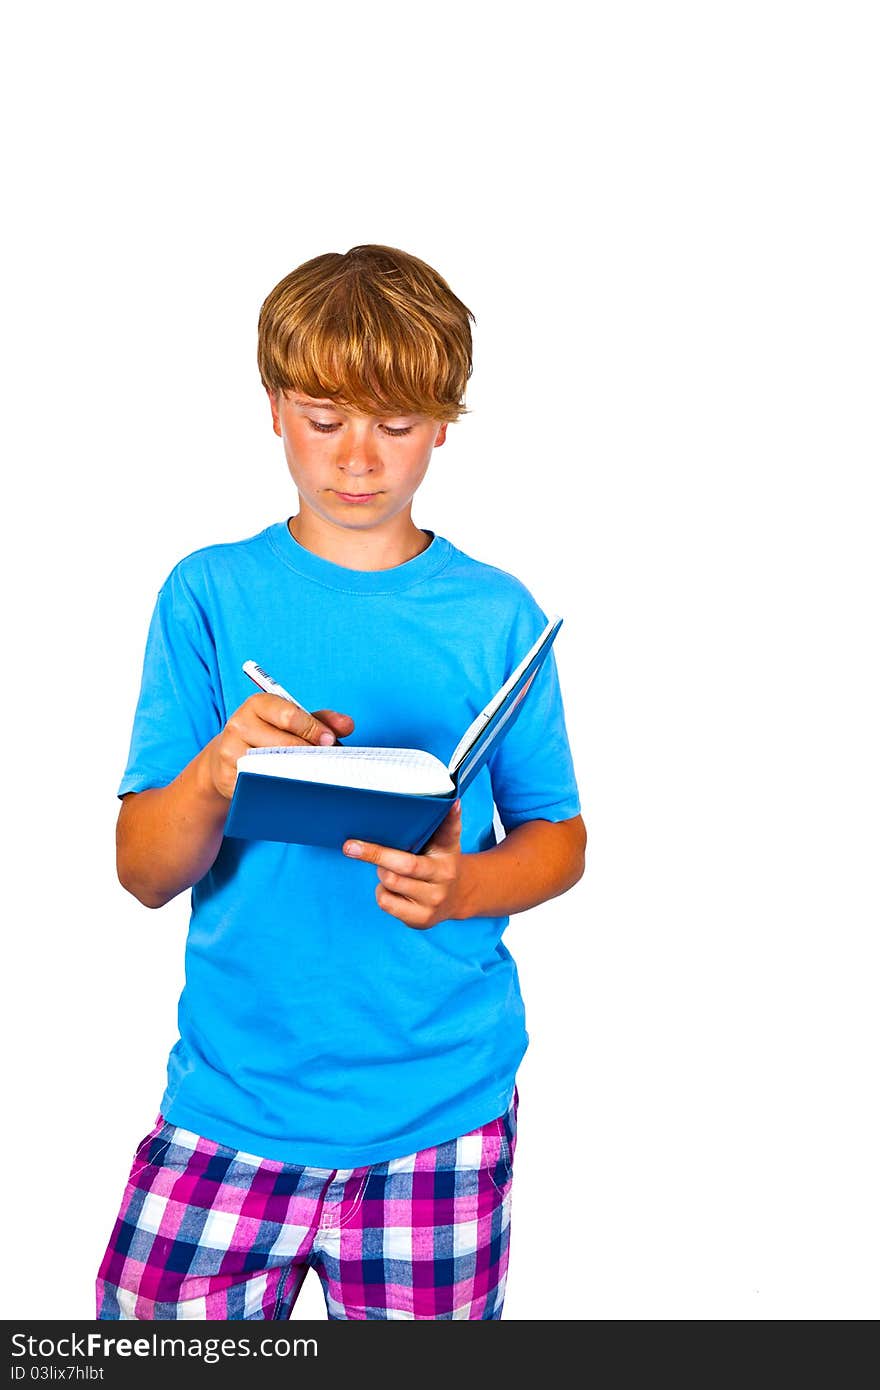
[[2, 2, 877, 1321]]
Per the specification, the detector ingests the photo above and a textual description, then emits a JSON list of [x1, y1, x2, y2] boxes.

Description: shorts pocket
[[485, 1091, 518, 1197], [128, 1113, 169, 1184]]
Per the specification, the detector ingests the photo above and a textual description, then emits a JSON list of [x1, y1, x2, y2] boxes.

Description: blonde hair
[[257, 244, 475, 423]]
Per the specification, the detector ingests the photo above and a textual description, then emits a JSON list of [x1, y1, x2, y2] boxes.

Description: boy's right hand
[[204, 695, 355, 801]]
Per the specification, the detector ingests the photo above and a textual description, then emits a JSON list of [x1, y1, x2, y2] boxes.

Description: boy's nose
[[337, 436, 379, 473]]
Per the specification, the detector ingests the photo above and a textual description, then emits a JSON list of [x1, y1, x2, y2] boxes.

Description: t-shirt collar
[[265, 518, 452, 594]]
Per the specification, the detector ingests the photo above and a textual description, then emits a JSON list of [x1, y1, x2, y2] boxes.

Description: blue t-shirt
[[119, 519, 581, 1165]]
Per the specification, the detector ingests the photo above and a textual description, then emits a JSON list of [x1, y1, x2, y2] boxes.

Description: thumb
[[314, 709, 355, 734], [425, 799, 462, 853]]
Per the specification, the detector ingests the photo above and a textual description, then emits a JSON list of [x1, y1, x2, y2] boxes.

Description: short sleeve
[[487, 595, 582, 833], [117, 565, 223, 797]]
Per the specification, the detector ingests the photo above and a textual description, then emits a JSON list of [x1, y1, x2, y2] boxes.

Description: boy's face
[[269, 389, 447, 534]]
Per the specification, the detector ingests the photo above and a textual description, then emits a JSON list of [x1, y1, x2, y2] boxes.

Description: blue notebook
[[224, 615, 563, 853]]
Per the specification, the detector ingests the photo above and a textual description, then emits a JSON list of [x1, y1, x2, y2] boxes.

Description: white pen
[[242, 660, 311, 712], [242, 662, 339, 745]]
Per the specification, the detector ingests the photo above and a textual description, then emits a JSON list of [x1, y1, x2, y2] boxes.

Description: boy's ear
[[267, 388, 282, 437], [434, 422, 448, 447]]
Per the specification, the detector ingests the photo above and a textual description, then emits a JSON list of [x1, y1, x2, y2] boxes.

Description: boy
[[97, 244, 586, 1321]]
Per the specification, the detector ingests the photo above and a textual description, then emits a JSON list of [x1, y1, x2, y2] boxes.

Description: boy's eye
[[307, 419, 413, 437]]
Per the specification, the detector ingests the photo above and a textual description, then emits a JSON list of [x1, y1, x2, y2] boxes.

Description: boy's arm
[[343, 808, 586, 927], [118, 698, 354, 909], [116, 738, 229, 910], [454, 813, 587, 919]]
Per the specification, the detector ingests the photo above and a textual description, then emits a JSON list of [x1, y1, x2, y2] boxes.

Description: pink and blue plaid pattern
[[96, 1089, 517, 1320]]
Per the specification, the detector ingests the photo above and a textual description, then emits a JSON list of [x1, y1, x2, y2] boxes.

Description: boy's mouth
[[333, 491, 381, 503]]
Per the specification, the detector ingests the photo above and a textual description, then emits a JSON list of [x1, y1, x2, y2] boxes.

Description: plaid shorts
[[96, 1088, 518, 1320]]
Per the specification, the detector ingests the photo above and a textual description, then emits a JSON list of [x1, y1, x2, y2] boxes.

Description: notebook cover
[[223, 617, 562, 853], [224, 770, 455, 852]]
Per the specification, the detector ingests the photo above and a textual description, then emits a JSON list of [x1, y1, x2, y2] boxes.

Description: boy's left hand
[[342, 801, 464, 929]]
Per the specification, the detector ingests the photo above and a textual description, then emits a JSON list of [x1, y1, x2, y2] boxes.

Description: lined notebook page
[[237, 745, 454, 796]]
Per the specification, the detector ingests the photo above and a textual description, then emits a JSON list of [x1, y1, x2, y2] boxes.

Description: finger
[[375, 865, 441, 908], [313, 709, 356, 738], [341, 838, 432, 879], [375, 883, 432, 929], [248, 694, 336, 746]]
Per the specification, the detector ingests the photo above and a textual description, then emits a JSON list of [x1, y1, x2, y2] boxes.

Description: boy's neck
[[287, 511, 432, 572]]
